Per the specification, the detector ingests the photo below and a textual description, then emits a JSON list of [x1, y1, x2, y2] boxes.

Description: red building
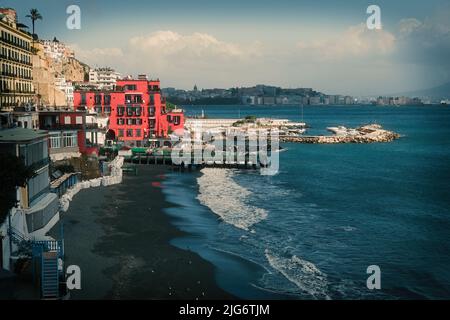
[[39, 110, 99, 159], [73, 76, 184, 146]]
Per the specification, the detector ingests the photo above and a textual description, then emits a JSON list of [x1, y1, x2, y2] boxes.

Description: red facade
[[73, 78, 184, 144], [39, 110, 99, 155]]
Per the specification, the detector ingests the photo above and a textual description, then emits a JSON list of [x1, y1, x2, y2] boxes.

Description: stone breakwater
[[281, 124, 400, 144], [59, 156, 124, 212]]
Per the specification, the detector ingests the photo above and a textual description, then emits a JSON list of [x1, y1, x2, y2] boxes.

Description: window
[[95, 106, 102, 113], [126, 105, 133, 116], [126, 129, 133, 137], [117, 105, 125, 116], [64, 116, 71, 125], [118, 129, 124, 137], [125, 84, 137, 91], [104, 95, 111, 104], [63, 132, 78, 148], [19, 140, 48, 167], [81, 93, 86, 104], [50, 134, 61, 149], [104, 106, 111, 114], [135, 106, 142, 116], [148, 106, 155, 116], [136, 119, 142, 125], [76, 116, 83, 124], [28, 168, 50, 205], [174, 116, 180, 125], [94, 94, 102, 104], [135, 129, 141, 137], [117, 118, 125, 125]]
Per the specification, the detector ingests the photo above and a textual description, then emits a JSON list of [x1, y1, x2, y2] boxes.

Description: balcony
[[0, 36, 32, 52], [41, 123, 83, 131], [1, 88, 35, 95], [25, 193, 60, 233], [29, 157, 50, 171], [0, 54, 32, 66], [85, 123, 99, 130], [0, 72, 33, 80]]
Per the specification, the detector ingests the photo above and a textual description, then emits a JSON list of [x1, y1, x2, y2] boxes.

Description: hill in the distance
[[393, 82, 450, 99]]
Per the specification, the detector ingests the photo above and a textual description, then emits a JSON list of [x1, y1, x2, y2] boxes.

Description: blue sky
[[3, 0, 450, 95]]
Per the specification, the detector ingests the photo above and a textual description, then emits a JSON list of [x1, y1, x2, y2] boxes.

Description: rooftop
[[0, 128, 48, 143]]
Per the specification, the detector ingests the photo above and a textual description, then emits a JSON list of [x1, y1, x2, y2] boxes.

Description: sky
[[3, 0, 450, 95]]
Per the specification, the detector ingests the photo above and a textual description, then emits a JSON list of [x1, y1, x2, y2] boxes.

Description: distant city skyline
[[3, 0, 450, 96]]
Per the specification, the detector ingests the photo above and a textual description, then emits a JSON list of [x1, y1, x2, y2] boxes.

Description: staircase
[[41, 252, 59, 299], [8, 227, 33, 257], [8, 226, 65, 299]]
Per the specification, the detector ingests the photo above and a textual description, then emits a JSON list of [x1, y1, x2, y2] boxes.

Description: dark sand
[[54, 166, 233, 299]]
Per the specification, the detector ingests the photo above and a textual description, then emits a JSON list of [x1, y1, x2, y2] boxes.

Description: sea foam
[[265, 249, 330, 299], [197, 168, 268, 231]]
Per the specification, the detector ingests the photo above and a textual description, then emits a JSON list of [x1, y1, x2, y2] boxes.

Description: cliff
[[32, 42, 89, 107]]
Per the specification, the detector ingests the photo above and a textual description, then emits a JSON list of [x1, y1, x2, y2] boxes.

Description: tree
[[0, 153, 35, 224], [26, 8, 43, 39]]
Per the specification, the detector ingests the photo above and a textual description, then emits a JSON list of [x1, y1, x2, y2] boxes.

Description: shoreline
[[53, 165, 234, 300], [162, 168, 300, 300]]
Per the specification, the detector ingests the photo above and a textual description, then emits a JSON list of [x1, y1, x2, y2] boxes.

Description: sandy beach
[[52, 165, 233, 300]]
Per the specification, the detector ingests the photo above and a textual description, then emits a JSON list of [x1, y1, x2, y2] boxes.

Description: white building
[[89, 67, 121, 90], [86, 111, 109, 145], [41, 38, 75, 61], [0, 128, 60, 272], [55, 76, 74, 106]]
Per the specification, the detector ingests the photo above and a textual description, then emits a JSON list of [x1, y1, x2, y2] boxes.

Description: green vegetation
[[52, 163, 75, 174], [166, 102, 178, 112], [232, 115, 258, 127], [26, 8, 43, 39], [0, 153, 35, 223]]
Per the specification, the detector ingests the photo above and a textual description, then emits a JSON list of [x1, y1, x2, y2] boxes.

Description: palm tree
[[26, 8, 43, 39]]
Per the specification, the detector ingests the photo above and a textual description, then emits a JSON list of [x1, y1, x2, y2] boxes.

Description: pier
[[124, 153, 265, 170]]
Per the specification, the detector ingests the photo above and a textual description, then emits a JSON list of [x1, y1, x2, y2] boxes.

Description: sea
[[161, 104, 450, 300]]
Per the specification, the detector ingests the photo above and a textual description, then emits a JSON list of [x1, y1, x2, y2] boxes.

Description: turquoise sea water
[[162, 105, 450, 299]]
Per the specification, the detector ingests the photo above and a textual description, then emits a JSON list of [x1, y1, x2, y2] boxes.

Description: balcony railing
[[29, 157, 50, 171], [0, 36, 32, 51], [41, 124, 84, 130], [1, 72, 33, 80], [85, 123, 99, 130], [0, 54, 32, 66]]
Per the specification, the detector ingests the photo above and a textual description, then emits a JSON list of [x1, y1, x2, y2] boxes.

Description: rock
[[280, 124, 400, 144]]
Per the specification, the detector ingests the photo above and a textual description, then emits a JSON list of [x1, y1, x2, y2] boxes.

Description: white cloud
[[398, 18, 423, 37], [129, 31, 261, 61], [296, 23, 396, 60], [395, 11, 450, 78], [69, 44, 123, 61], [67, 44, 124, 70], [69, 31, 264, 88]]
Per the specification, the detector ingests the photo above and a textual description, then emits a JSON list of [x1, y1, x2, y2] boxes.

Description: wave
[[265, 249, 330, 299], [197, 168, 268, 231]]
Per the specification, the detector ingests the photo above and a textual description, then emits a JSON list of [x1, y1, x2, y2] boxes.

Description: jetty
[[281, 124, 400, 144], [123, 153, 267, 170]]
